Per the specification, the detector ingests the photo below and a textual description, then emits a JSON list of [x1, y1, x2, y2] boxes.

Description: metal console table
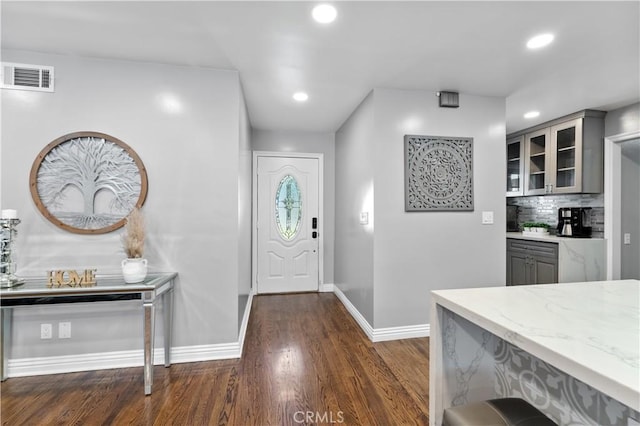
[[0, 272, 177, 395]]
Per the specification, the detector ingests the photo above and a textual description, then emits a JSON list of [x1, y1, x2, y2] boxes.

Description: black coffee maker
[[557, 207, 592, 237]]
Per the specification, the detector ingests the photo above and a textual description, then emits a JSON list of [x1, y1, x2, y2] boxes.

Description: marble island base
[[429, 280, 640, 426]]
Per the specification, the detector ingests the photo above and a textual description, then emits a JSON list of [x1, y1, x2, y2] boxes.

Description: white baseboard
[[9, 349, 148, 378], [170, 342, 241, 363], [332, 285, 429, 342], [319, 283, 335, 292], [7, 342, 242, 378], [333, 285, 375, 340], [237, 289, 255, 355], [371, 323, 430, 342], [7, 290, 257, 379]]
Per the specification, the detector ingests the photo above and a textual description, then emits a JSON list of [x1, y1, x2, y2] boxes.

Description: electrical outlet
[[40, 323, 52, 339], [624, 233, 631, 245], [59, 322, 71, 339]]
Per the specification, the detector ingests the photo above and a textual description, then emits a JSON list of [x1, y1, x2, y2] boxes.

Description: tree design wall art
[[29, 131, 148, 234], [404, 135, 473, 211]]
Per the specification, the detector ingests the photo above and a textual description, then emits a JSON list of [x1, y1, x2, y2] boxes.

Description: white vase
[[122, 258, 148, 283]]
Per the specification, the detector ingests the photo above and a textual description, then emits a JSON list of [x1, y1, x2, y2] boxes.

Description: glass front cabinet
[[524, 128, 551, 195], [552, 119, 582, 193], [506, 135, 524, 196], [508, 110, 605, 196]]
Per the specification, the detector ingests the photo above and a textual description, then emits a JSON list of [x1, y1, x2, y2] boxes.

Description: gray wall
[[621, 139, 640, 279], [605, 102, 640, 137], [238, 88, 252, 331], [251, 129, 336, 286], [335, 89, 506, 329], [335, 92, 376, 325], [1, 50, 249, 358]]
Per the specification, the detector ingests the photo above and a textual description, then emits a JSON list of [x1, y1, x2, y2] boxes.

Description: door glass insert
[[275, 175, 302, 241]]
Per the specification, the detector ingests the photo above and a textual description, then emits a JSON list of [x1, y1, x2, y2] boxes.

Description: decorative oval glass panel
[[275, 175, 302, 241]]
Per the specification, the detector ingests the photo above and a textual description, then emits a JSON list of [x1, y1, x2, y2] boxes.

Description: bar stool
[[442, 398, 557, 426]]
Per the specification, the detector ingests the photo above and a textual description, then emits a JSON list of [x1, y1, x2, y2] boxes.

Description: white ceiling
[[2, 1, 639, 134]]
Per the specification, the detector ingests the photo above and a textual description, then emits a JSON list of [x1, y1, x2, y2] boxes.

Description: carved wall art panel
[[29, 131, 148, 234], [404, 135, 474, 211]]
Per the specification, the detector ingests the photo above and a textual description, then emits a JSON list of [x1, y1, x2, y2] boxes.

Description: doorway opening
[[252, 152, 324, 294], [605, 130, 640, 279]]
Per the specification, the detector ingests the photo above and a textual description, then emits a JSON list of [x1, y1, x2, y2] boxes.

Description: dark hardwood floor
[[1, 293, 429, 425]]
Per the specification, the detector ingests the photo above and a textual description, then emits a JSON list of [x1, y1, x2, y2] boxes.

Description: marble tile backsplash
[[507, 194, 604, 237]]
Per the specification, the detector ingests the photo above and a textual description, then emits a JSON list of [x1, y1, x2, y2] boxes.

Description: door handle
[[312, 231, 318, 239], [312, 218, 318, 229]]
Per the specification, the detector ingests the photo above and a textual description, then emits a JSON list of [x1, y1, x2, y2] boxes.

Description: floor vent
[[1, 62, 55, 92]]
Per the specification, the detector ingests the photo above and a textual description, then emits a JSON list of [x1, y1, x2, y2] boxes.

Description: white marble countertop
[[506, 231, 605, 243], [431, 280, 640, 411]]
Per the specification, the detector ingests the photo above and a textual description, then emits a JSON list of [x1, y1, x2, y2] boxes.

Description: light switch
[[624, 233, 631, 245], [360, 212, 369, 225], [482, 211, 494, 224]]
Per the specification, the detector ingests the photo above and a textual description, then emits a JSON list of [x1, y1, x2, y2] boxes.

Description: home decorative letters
[[47, 269, 97, 287], [404, 135, 474, 211], [30, 131, 148, 234]]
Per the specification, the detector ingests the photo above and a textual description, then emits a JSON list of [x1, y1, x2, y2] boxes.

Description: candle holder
[[1, 218, 25, 288]]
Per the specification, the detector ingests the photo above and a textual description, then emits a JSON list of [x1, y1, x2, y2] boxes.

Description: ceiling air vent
[[1, 62, 54, 92]]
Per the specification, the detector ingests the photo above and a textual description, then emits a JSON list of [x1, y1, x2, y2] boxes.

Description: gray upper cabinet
[[508, 110, 605, 196]]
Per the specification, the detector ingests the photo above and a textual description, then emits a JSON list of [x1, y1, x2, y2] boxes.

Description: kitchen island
[[429, 280, 639, 426]]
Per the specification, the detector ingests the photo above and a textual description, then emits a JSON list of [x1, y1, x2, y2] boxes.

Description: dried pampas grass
[[122, 207, 145, 258]]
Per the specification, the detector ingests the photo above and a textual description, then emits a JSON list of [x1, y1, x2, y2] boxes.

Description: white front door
[[256, 156, 320, 293]]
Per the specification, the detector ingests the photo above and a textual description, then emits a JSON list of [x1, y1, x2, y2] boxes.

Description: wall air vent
[[1, 62, 54, 92], [438, 91, 459, 108]]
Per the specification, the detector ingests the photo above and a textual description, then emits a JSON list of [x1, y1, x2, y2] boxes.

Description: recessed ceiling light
[[524, 111, 540, 119], [312, 4, 337, 24], [527, 33, 554, 49], [293, 92, 309, 102]]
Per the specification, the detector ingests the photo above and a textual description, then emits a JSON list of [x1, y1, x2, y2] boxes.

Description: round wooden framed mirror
[[29, 131, 148, 234]]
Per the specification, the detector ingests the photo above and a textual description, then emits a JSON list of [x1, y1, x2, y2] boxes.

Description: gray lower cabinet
[[507, 239, 559, 285]]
